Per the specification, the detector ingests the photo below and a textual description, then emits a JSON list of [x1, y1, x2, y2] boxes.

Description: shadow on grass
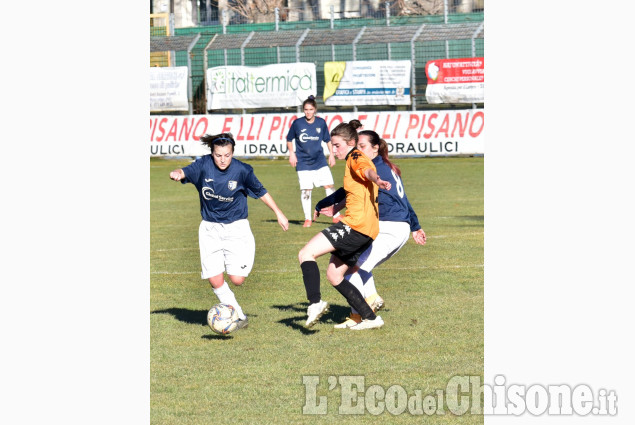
[[264, 219, 332, 227], [272, 302, 352, 334], [152, 307, 207, 326]]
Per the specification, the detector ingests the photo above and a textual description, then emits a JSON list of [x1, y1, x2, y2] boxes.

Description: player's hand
[[277, 212, 289, 231], [169, 169, 184, 181], [316, 205, 335, 218], [328, 155, 336, 167], [313, 209, 320, 221], [412, 229, 427, 245], [288, 152, 297, 167], [377, 178, 391, 191]]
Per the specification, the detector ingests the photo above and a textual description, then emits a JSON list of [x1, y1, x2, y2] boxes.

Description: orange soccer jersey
[[340, 148, 380, 239]]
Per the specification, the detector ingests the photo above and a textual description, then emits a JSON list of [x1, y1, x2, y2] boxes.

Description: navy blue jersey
[[373, 156, 421, 232], [181, 155, 267, 224], [286, 116, 330, 171]]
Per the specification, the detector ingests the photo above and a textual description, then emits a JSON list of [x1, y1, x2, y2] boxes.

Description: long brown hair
[[330, 122, 359, 146], [358, 130, 401, 177]]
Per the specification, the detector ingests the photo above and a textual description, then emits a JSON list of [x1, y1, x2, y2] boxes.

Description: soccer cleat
[[334, 313, 362, 329], [332, 216, 341, 224], [234, 316, 249, 331], [365, 293, 385, 312], [303, 219, 312, 228], [305, 300, 329, 327], [349, 315, 384, 330]]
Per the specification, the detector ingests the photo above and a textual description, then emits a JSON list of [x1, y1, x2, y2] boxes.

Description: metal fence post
[[222, 10, 227, 65], [444, 0, 449, 58], [411, 24, 425, 112], [386, 2, 391, 60]]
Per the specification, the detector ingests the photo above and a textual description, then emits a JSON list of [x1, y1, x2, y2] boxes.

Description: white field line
[[151, 264, 483, 275], [151, 232, 484, 252]]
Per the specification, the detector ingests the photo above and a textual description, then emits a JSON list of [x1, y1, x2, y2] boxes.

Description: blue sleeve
[[315, 187, 346, 211], [322, 121, 331, 142], [406, 197, 421, 232], [181, 159, 201, 185], [244, 167, 268, 199], [286, 120, 297, 142]]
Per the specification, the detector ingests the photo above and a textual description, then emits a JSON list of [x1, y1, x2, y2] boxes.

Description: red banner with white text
[[150, 110, 484, 157]]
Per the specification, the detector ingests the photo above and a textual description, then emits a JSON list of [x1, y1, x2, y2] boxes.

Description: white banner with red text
[[150, 109, 484, 157], [425, 58, 484, 104]]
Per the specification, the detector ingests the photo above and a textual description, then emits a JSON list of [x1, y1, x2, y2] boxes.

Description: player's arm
[[287, 140, 297, 167], [405, 198, 426, 245], [363, 168, 391, 191], [313, 187, 346, 220], [169, 169, 185, 181], [259, 192, 289, 231], [326, 140, 336, 167]]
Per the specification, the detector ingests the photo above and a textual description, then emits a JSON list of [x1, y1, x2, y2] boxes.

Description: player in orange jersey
[[297, 121, 391, 330]]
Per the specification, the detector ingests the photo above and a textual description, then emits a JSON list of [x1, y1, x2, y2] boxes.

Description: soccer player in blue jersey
[[314, 130, 427, 328], [286, 95, 340, 227], [169, 133, 289, 331]]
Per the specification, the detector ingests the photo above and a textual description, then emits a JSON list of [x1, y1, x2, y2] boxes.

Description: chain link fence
[[151, 2, 483, 114]]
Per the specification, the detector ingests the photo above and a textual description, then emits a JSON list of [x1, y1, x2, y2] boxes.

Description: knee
[[228, 275, 245, 286], [326, 268, 342, 287], [298, 248, 311, 264], [301, 189, 312, 200]]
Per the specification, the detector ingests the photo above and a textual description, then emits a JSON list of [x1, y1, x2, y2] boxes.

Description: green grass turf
[[150, 156, 483, 424]]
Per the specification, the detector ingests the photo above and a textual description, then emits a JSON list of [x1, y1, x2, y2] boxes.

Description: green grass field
[[150, 155, 483, 424]]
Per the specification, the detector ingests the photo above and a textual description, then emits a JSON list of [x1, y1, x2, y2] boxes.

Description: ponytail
[[358, 130, 401, 177]]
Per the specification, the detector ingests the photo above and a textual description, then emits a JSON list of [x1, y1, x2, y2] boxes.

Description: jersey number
[[391, 170, 404, 198]]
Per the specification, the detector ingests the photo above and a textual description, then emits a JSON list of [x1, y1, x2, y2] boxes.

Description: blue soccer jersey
[[373, 156, 421, 232], [286, 116, 330, 171], [181, 155, 268, 224]]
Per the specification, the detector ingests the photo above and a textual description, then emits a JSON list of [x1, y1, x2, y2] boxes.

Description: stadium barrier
[[150, 109, 484, 158]]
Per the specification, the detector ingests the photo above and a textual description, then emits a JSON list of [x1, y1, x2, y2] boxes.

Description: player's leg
[[297, 170, 313, 227], [326, 256, 379, 326], [298, 231, 336, 327], [219, 219, 256, 325]]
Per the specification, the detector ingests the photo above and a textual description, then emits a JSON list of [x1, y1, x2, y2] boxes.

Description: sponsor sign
[[150, 66, 189, 112], [324, 61, 411, 106], [425, 58, 484, 104], [206, 63, 317, 109], [150, 110, 483, 157]]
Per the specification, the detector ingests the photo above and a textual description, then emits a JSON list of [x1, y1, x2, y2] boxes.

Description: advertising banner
[[425, 58, 484, 104], [323, 61, 411, 106], [150, 109, 483, 158], [150, 66, 189, 112], [206, 63, 317, 110]]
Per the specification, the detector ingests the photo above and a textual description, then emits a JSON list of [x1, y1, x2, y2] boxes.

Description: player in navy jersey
[[169, 133, 289, 331], [314, 130, 426, 328], [286, 95, 340, 227]]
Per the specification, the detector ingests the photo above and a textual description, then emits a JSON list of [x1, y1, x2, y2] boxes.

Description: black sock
[[334, 279, 376, 320], [301, 261, 321, 304]]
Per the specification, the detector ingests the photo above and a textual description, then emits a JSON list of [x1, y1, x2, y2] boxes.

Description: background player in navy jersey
[[286, 95, 340, 227], [169, 133, 289, 331], [314, 130, 426, 328]]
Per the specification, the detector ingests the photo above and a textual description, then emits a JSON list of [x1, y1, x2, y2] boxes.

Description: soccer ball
[[207, 303, 239, 335]]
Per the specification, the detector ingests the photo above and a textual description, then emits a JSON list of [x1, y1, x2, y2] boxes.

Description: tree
[[225, 0, 288, 23]]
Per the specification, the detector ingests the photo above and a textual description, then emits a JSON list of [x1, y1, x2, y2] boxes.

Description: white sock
[[362, 274, 376, 298], [325, 187, 340, 217], [301, 190, 312, 221], [213, 281, 246, 320]]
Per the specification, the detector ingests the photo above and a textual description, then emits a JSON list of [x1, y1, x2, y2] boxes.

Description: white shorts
[[297, 166, 335, 190], [356, 221, 411, 272], [198, 219, 255, 279]]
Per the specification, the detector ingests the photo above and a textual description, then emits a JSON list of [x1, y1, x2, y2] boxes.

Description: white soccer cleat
[[349, 315, 384, 330], [305, 300, 329, 327], [365, 293, 385, 312], [333, 313, 362, 329]]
